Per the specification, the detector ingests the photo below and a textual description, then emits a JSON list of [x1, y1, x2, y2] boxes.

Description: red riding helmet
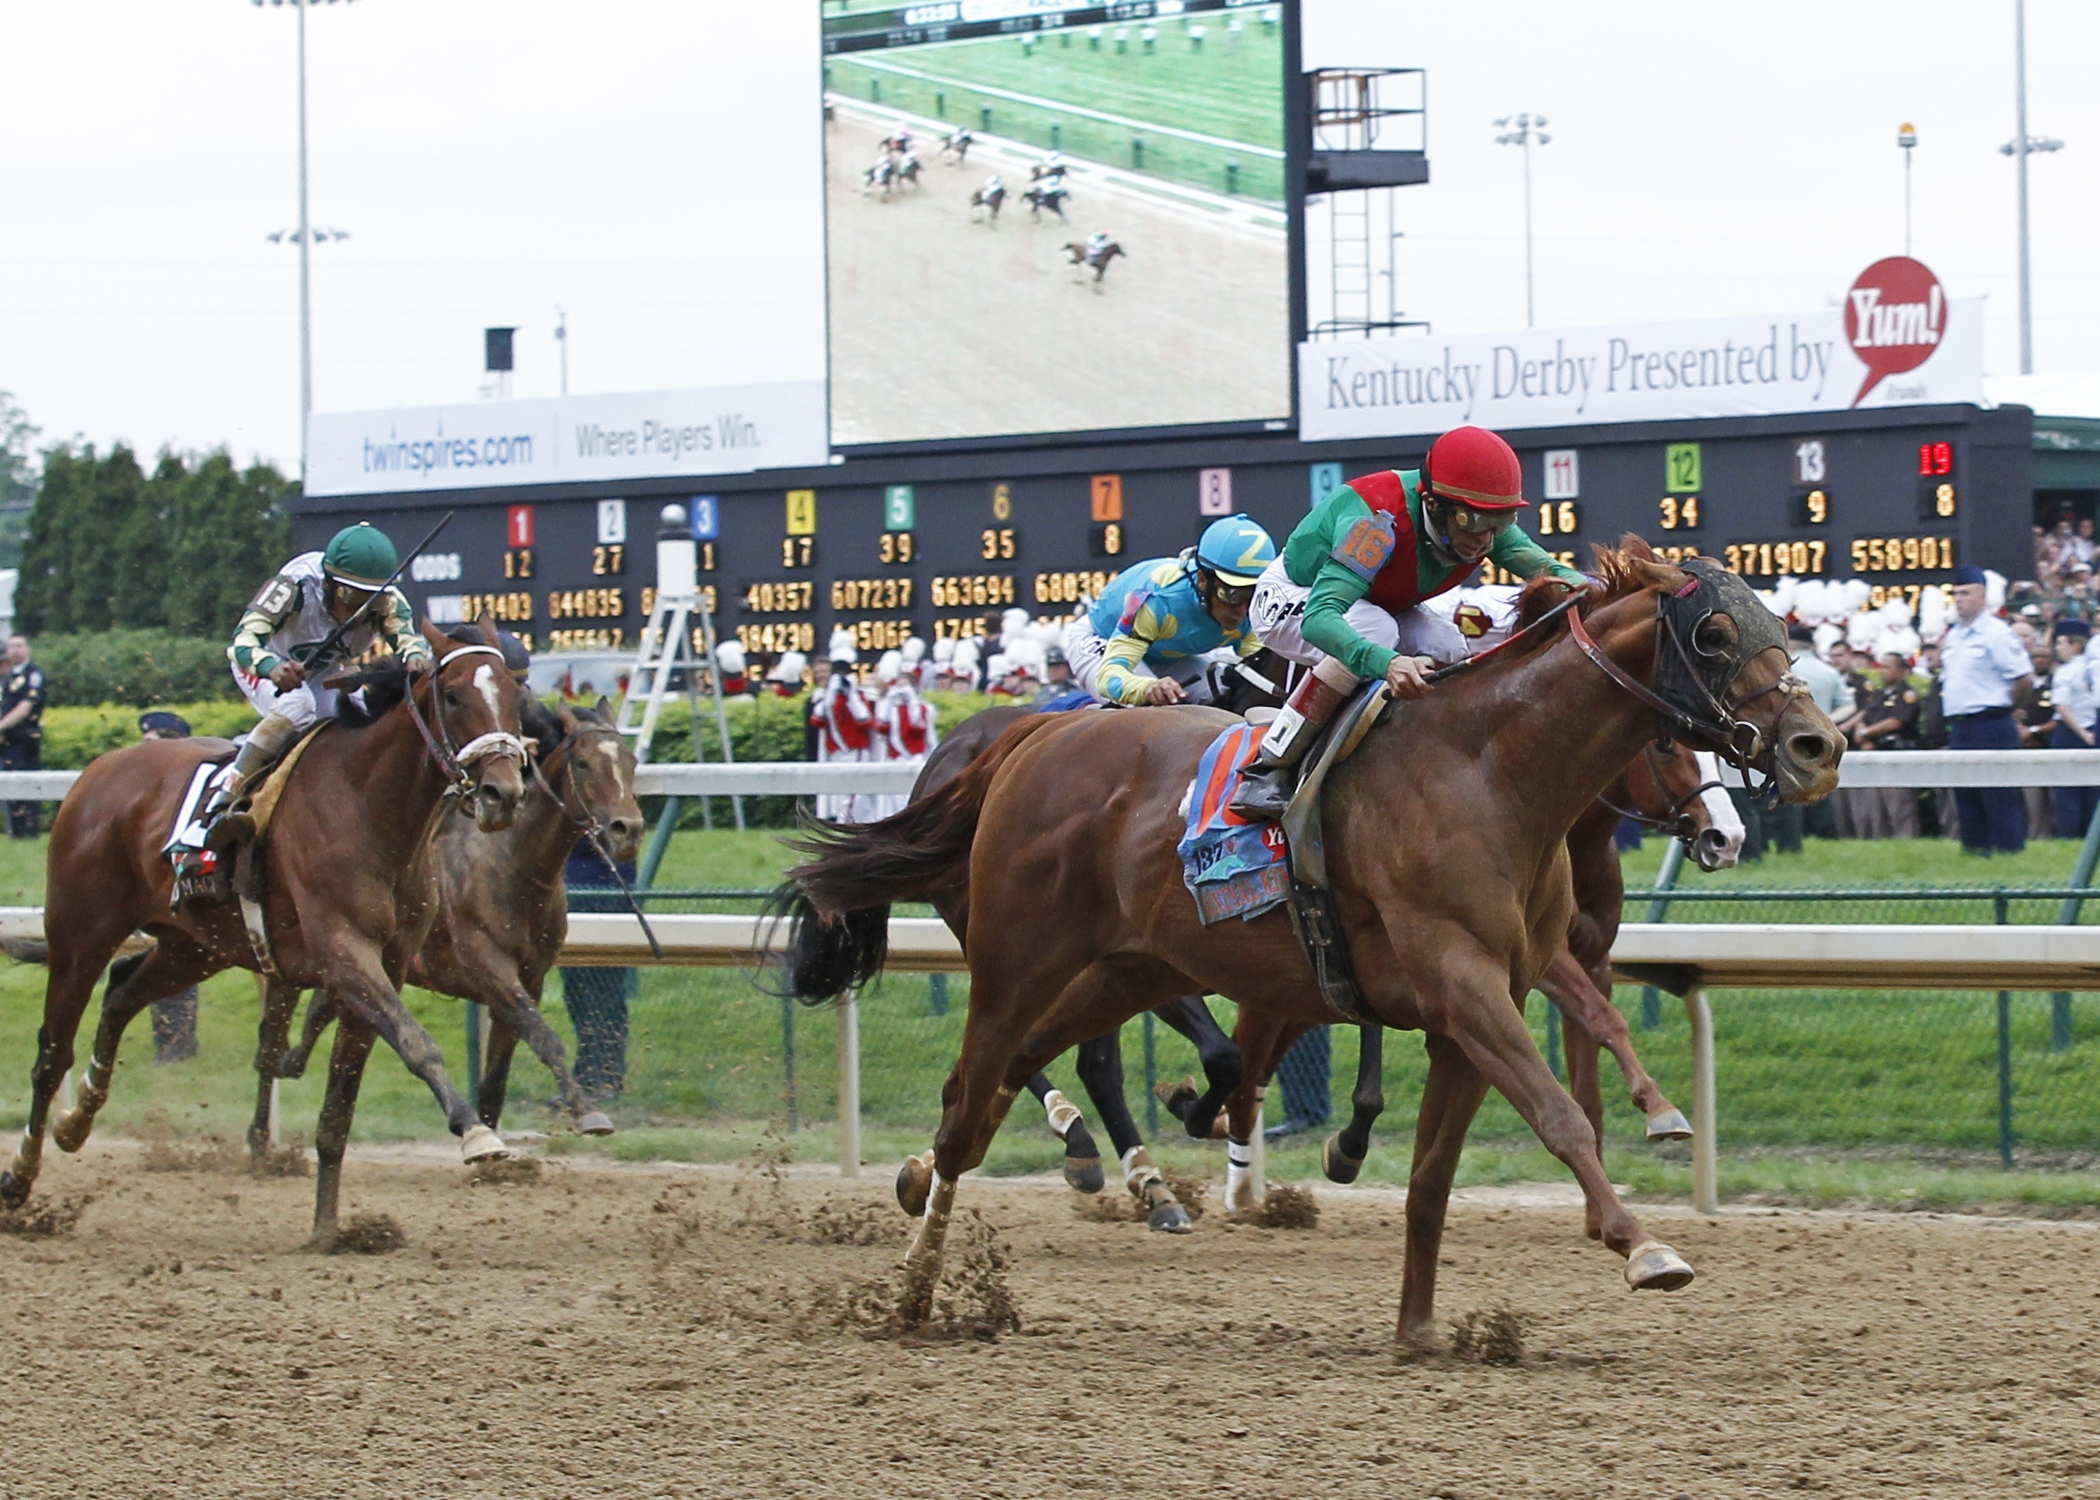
[[1423, 426, 1527, 511]]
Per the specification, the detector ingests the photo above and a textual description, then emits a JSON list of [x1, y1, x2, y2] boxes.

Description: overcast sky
[[4, 0, 2095, 473]]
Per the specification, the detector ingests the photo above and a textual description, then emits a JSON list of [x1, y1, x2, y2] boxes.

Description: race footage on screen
[[823, 1, 1291, 446]]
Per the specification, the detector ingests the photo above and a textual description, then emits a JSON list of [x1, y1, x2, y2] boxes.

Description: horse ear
[[1620, 534, 1659, 562], [419, 619, 449, 655], [594, 694, 612, 719], [476, 610, 500, 648]]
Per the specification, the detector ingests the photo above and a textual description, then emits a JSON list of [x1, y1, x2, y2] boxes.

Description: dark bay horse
[[908, 652, 1287, 1232], [252, 700, 644, 1159], [772, 543, 1841, 1338], [1062, 240, 1125, 283], [1206, 739, 1745, 1208], [2, 619, 531, 1247], [1022, 185, 1069, 222]]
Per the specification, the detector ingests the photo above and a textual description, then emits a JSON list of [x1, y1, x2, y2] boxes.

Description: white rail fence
[[1, 750, 2094, 1208]]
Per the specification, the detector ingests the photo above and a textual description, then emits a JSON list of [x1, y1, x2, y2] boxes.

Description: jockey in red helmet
[[1229, 425, 1587, 818]]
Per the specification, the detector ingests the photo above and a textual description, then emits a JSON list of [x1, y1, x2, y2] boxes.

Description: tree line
[[16, 443, 294, 638]]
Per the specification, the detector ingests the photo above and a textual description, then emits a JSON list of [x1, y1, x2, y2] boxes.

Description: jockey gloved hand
[[1384, 654, 1436, 701], [1144, 677, 1188, 706], [269, 660, 306, 692]]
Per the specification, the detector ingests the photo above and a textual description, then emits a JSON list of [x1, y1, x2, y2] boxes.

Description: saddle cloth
[[1176, 722, 1291, 926], [161, 724, 331, 858]]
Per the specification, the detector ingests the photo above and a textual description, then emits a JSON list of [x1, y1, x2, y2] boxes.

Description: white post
[[1687, 988, 1718, 1214], [837, 988, 861, 1177], [2014, 0, 2033, 374]]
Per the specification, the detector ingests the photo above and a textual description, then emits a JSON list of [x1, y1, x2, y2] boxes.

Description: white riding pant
[[1247, 556, 1469, 674], [231, 663, 340, 730]]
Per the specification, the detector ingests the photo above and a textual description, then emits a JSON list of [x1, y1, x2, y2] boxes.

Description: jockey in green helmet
[[197, 521, 434, 850]]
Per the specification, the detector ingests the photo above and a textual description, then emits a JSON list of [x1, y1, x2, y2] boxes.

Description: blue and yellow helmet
[[1194, 514, 1276, 587]]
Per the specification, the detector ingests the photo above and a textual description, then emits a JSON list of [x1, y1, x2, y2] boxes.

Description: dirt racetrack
[[8, 1146, 2100, 1499], [826, 110, 1289, 445]]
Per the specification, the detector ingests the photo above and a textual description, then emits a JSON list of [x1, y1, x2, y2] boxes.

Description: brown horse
[[969, 183, 1006, 223], [251, 699, 644, 1160], [1062, 239, 1125, 283], [2, 618, 530, 1247], [771, 543, 1840, 1338], [909, 651, 1287, 1231], [1224, 738, 1744, 1203]]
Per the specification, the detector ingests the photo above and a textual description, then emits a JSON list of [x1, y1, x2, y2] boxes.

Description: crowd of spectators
[[1723, 549, 2100, 859]]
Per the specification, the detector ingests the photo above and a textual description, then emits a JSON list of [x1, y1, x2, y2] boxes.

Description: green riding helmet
[[321, 522, 400, 593]]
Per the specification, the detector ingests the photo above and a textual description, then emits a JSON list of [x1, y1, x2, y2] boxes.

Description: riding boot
[[200, 713, 299, 853], [1226, 660, 1359, 821]]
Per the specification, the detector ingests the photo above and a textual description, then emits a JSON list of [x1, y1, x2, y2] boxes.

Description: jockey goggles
[[1425, 494, 1518, 538]]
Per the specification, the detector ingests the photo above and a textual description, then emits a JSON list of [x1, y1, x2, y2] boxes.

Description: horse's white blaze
[[1694, 751, 1746, 865], [473, 664, 500, 722], [596, 740, 622, 769]]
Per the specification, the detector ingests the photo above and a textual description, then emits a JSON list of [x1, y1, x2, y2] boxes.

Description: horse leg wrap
[[1224, 1137, 1255, 1216], [1121, 1145, 1164, 1201], [1041, 1088, 1081, 1140], [899, 1172, 957, 1326]]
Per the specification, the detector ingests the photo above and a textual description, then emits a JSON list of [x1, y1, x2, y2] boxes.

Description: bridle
[[402, 642, 529, 799], [1566, 559, 1809, 801], [1592, 741, 1723, 843], [524, 714, 665, 961]]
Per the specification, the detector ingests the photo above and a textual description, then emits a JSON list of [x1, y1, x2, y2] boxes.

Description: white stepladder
[[617, 502, 743, 831]]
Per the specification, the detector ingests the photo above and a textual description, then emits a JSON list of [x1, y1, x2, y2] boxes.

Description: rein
[[403, 643, 529, 797], [1592, 743, 1723, 840]]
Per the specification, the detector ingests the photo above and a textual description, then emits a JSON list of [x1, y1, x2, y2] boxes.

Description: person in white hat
[[869, 648, 939, 819], [809, 635, 875, 822], [713, 639, 750, 698]]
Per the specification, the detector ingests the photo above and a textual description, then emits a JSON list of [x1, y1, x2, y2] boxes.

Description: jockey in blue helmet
[[1059, 513, 1277, 706]]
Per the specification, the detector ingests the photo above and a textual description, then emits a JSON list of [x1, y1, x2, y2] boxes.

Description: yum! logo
[[1844, 256, 1948, 406]]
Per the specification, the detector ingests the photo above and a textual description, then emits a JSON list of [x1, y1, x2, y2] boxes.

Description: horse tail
[[763, 713, 1071, 1005]]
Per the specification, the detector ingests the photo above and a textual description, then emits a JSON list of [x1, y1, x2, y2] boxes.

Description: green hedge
[[30, 631, 238, 709]]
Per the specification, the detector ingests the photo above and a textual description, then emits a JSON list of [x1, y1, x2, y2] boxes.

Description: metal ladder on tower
[[618, 502, 743, 831]]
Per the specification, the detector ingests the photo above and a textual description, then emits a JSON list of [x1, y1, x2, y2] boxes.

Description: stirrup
[[201, 808, 255, 855], [1228, 766, 1292, 821]]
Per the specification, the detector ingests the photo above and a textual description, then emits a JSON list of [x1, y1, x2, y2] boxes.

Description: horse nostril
[[609, 818, 641, 844], [1788, 731, 1835, 765], [1698, 829, 1728, 851]]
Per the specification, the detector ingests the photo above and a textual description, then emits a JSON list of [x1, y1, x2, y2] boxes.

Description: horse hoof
[[460, 1125, 510, 1164], [1154, 1079, 1199, 1120], [895, 1154, 933, 1217], [1644, 1108, 1694, 1142], [1063, 1155, 1105, 1195], [1321, 1136, 1365, 1185], [1624, 1239, 1696, 1292], [576, 1112, 616, 1137], [51, 1111, 92, 1155], [1146, 1199, 1195, 1234], [0, 1171, 27, 1210]]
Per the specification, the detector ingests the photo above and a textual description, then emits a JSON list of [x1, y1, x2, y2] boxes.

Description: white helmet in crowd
[[1917, 585, 1951, 643], [875, 649, 905, 683], [773, 650, 808, 683], [714, 639, 746, 674], [933, 636, 956, 665], [827, 626, 858, 665], [902, 636, 927, 665]]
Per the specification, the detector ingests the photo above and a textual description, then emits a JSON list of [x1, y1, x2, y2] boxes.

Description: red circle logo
[[1844, 257, 1947, 406]]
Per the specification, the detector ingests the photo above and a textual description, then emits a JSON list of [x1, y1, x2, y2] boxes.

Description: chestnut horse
[[772, 544, 1840, 1338], [1, 618, 531, 1247], [1221, 740, 1745, 1205], [251, 699, 644, 1160]]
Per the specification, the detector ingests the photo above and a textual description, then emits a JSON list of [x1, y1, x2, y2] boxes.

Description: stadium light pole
[[1493, 113, 1551, 328], [2000, 0, 2065, 376], [254, 0, 354, 481], [1897, 122, 1917, 257]]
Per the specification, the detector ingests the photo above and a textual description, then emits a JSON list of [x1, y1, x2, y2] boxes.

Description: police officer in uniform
[[0, 634, 48, 838], [1845, 650, 1923, 838], [1942, 565, 2033, 855]]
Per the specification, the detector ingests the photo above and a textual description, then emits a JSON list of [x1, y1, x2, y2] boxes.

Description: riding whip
[[302, 509, 458, 675]]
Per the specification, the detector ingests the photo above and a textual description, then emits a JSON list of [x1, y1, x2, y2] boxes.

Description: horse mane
[[329, 624, 528, 731], [1485, 537, 1683, 673]]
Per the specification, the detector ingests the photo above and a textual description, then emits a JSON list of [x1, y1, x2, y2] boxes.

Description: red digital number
[[1916, 441, 1953, 477]]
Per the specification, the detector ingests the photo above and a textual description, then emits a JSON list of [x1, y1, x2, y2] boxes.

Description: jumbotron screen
[[822, 0, 1292, 446]]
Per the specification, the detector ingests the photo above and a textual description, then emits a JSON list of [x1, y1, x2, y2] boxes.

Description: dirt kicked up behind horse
[[3, 617, 532, 1250], [769, 541, 1841, 1343]]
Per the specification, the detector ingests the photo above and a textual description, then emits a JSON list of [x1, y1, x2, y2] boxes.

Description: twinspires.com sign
[[1297, 300, 1984, 443], [305, 381, 828, 497]]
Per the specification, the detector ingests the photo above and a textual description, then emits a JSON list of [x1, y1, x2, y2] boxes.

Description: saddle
[[1275, 682, 1392, 1024], [169, 725, 331, 917]]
